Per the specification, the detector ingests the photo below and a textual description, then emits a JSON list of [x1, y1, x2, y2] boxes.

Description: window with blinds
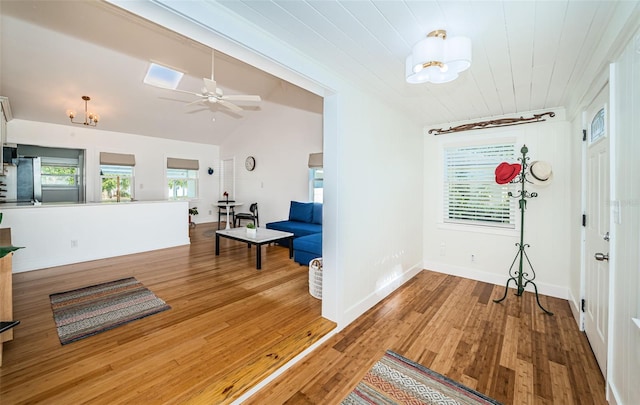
[[100, 165, 134, 202], [99, 152, 135, 202], [443, 143, 516, 228], [167, 158, 199, 200]]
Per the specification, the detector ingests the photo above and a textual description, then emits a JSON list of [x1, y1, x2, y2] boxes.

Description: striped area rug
[[342, 350, 502, 405], [50, 277, 170, 345]]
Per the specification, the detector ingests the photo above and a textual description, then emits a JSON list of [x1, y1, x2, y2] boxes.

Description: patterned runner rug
[[342, 350, 502, 405], [49, 277, 170, 345]]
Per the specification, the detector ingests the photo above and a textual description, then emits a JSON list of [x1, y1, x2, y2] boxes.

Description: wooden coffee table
[[215, 228, 294, 270]]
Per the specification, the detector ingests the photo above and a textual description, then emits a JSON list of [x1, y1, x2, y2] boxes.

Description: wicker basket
[[309, 258, 323, 299]]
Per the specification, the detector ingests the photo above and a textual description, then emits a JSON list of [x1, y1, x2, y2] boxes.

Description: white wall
[[423, 110, 572, 299], [220, 80, 323, 225], [608, 29, 640, 405], [6, 119, 220, 224], [333, 86, 424, 325]]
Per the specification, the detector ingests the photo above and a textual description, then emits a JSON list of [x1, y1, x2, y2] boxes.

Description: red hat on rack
[[495, 162, 522, 184]]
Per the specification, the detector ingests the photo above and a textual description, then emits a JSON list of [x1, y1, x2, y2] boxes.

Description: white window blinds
[[443, 143, 516, 227]]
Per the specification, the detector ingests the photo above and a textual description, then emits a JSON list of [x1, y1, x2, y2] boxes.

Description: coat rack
[[493, 145, 553, 315]]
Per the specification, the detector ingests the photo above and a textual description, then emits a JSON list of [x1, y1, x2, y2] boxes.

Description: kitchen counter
[[1, 200, 190, 273], [0, 199, 181, 208]]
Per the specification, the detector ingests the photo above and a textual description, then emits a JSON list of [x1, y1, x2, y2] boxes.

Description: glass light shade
[[406, 55, 430, 83], [444, 36, 472, 72], [411, 36, 444, 73], [429, 70, 458, 84]]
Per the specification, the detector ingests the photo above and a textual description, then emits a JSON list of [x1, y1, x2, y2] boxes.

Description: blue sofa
[[293, 232, 322, 266], [266, 201, 322, 265]]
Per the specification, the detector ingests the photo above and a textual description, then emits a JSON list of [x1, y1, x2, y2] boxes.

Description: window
[[166, 157, 199, 200], [309, 168, 323, 203], [99, 152, 135, 202], [443, 143, 516, 228], [41, 157, 79, 186], [167, 168, 198, 199], [100, 165, 134, 202], [590, 107, 605, 143], [308, 152, 323, 203]]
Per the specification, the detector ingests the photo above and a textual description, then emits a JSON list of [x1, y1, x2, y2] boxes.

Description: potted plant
[[246, 222, 257, 236], [188, 207, 198, 227]]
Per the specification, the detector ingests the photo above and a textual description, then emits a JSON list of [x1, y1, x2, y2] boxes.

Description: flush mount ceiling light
[[67, 96, 99, 126], [405, 29, 472, 84]]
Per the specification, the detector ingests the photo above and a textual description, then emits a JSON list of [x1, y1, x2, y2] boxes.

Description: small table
[[214, 202, 244, 230], [215, 228, 294, 270]]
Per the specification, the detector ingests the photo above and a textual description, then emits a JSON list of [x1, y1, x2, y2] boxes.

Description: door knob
[[594, 252, 609, 261]]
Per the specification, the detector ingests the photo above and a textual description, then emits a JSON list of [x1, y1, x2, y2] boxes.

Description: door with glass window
[[584, 85, 610, 377]]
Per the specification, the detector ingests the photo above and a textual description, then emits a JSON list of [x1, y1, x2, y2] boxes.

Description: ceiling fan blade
[[218, 99, 243, 113], [185, 99, 205, 107], [203, 78, 217, 94], [167, 88, 205, 97], [221, 95, 261, 102]]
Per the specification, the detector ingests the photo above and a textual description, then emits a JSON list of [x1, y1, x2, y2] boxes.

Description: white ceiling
[[0, 1, 290, 145], [2, 0, 638, 145]]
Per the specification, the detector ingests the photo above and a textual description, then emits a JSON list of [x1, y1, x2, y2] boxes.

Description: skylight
[[143, 62, 184, 89]]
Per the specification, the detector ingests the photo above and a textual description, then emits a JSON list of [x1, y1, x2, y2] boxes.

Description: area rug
[[49, 277, 170, 345], [342, 350, 502, 405]]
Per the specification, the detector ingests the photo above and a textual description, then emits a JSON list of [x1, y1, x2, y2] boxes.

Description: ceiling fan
[[170, 51, 261, 113]]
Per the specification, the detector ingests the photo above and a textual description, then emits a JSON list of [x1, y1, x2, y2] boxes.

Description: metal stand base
[[493, 242, 553, 315]]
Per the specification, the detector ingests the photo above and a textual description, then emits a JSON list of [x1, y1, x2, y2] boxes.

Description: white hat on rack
[[527, 161, 553, 186]]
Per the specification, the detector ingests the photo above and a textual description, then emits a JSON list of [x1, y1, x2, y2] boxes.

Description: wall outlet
[[71, 240, 78, 248], [208, 209, 212, 215], [471, 254, 475, 262], [439, 243, 446, 256]]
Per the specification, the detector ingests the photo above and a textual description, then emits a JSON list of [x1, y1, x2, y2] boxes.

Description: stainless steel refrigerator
[[16, 157, 42, 202]]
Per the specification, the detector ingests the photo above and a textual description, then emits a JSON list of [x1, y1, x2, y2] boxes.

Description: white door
[[584, 85, 610, 377], [220, 157, 235, 199]]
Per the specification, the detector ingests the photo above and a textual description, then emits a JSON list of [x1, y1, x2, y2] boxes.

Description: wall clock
[[245, 156, 256, 171]]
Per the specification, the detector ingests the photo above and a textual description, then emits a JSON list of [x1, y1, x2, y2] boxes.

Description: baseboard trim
[[567, 288, 584, 330], [422, 260, 568, 300], [607, 381, 621, 405], [340, 262, 423, 328]]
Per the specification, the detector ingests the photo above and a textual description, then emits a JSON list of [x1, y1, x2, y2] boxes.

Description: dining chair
[[234, 202, 259, 228]]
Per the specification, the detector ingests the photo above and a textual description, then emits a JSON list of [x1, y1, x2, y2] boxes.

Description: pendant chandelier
[[67, 96, 99, 126], [405, 30, 472, 84]]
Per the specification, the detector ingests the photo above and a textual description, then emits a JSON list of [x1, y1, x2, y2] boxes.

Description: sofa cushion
[[289, 201, 313, 223], [293, 232, 322, 253], [311, 203, 323, 225], [267, 220, 321, 238], [293, 233, 322, 265]]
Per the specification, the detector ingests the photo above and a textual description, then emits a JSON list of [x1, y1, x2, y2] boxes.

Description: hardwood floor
[[246, 271, 607, 405], [0, 223, 334, 404], [1, 223, 605, 404]]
